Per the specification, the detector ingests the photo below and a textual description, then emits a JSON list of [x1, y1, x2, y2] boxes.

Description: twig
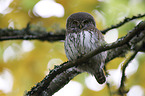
[[118, 42, 144, 96], [101, 13, 145, 34], [106, 82, 112, 96]]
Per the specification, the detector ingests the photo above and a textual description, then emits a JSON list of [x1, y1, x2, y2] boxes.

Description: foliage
[[0, 0, 145, 96]]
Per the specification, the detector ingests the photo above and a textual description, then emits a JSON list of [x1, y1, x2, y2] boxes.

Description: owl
[[64, 12, 107, 84]]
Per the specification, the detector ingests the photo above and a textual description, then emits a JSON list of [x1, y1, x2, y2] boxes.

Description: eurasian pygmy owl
[[64, 12, 107, 84]]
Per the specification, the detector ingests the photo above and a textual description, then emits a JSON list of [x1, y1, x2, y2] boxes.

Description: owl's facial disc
[[66, 12, 96, 30], [71, 20, 84, 29], [70, 19, 95, 30]]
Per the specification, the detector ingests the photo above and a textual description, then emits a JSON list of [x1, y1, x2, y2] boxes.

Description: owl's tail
[[94, 69, 106, 84]]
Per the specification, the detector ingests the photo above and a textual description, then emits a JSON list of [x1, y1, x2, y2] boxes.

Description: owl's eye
[[72, 21, 78, 25], [71, 21, 78, 28], [83, 20, 89, 24]]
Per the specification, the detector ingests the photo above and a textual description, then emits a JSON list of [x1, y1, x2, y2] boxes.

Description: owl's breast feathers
[[65, 30, 104, 61]]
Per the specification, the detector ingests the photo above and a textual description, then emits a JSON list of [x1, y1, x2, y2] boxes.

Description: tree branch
[[0, 14, 145, 42], [118, 41, 144, 96], [101, 13, 145, 34], [0, 26, 65, 41], [1, 14, 145, 96], [26, 21, 145, 96]]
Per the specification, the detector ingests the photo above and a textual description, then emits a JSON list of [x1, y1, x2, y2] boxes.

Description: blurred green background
[[0, 0, 145, 96]]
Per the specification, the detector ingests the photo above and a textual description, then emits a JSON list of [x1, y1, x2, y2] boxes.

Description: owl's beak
[[79, 24, 84, 29], [79, 25, 82, 29]]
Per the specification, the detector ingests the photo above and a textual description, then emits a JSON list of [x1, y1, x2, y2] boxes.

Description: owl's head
[[66, 12, 96, 31]]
